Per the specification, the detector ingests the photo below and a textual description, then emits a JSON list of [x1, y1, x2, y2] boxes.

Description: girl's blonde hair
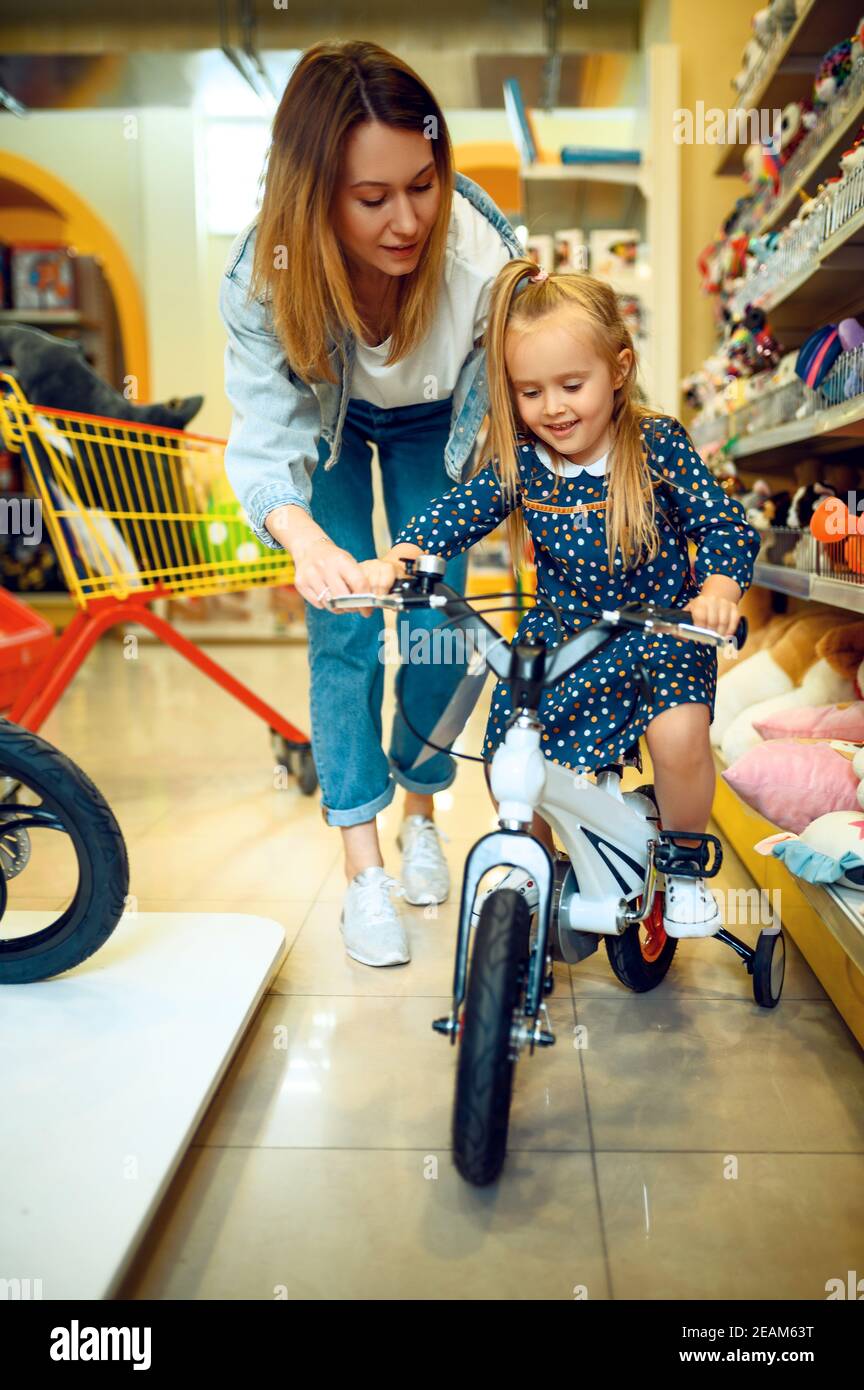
[[250, 40, 454, 384], [480, 257, 667, 575]]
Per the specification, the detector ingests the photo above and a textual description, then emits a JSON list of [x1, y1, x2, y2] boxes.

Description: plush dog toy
[[712, 607, 863, 751], [0, 324, 206, 574], [0, 323, 203, 428]]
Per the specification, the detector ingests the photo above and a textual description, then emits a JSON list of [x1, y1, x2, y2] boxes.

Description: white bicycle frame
[[489, 714, 660, 937]]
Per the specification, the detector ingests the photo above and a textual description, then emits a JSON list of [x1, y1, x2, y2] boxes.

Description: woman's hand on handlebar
[[292, 536, 372, 614]]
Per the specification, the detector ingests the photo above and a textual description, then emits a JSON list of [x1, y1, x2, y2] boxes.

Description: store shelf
[[752, 562, 864, 614], [716, 0, 862, 177], [711, 754, 864, 1048], [759, 84, 864, 235], [797, 878, 864, 976], [725, 391, 864, 459], [0, 309, 84, 324], [734, 200, 864, 333], [521, 162, 650, 197]]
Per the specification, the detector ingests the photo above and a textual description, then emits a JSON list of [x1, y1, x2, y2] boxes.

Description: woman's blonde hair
[[249, 40, 454, 384], [480, 258, 667, 575]]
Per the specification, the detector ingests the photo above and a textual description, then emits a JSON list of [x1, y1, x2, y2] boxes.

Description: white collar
[[533, 440, 609, 477]]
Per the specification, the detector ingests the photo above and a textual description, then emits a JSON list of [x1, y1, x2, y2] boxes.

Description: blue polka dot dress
[[391, 414, 761, 773]]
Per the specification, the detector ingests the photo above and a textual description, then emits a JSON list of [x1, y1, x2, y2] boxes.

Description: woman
[[219, 40, 523, 967]]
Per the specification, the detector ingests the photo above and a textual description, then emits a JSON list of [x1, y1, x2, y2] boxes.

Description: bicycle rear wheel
[[605, 782, 676, 991]]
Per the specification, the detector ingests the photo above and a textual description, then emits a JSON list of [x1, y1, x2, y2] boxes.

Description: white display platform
[[0, 910, 287, 1299]]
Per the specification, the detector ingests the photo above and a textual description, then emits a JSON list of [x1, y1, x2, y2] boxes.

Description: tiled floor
[[19, 636, 864, 1300]]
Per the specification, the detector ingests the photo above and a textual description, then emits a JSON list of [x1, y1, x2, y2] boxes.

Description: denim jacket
[[218, 172, 524, 550]]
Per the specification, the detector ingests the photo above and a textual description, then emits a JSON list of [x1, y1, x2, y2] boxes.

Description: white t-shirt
[[348, 188, 513, 409]]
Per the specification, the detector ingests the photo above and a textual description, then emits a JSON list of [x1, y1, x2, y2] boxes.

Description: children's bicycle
[[326, 556, 784, 1186]]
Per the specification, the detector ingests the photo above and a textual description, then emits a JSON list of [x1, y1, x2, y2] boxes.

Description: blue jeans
[[304, 396, 470, 827]]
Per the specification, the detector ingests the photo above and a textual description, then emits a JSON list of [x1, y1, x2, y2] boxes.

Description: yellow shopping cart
[[0, 372, 318, 794]]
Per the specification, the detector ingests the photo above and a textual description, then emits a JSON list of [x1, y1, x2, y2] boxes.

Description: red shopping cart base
[[7, 589, 318, 796]]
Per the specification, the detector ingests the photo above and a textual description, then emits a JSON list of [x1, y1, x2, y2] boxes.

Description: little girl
[[360, 258, 761, 936]]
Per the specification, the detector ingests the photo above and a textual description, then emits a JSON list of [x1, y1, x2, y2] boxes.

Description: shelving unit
[[521, 162, 650, 196], [516, 45, 679, 414], [718, 393, 864, 461], [711, 757, 864, 1049], [687, 6, 864, 1044], [799, 878, 864, 976], [733, 199, 864, 335], [751, 562, 864, 614], [758, 84, 864, 235], [0, 309, 86, 326], [716, 0, 863, 177]]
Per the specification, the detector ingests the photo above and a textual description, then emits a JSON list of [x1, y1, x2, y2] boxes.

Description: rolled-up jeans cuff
[[389, 756, 458, 795], [321, 777, 395, 828]]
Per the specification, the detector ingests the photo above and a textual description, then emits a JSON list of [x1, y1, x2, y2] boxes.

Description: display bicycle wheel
[[0, 719, 129, 984]]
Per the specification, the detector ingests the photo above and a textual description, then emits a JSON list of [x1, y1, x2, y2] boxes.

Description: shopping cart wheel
[[0, 719, 130, 984], [271, 733, 318, 796]]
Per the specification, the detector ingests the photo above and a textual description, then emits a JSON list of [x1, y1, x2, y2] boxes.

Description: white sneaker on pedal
[[340, 867, 410, 966], [662, 874, 723, 938], [471, 866, 540, 927], [397, 815, 451, 905]]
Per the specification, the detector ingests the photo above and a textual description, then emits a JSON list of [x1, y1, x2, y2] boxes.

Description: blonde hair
[[249, 40, 454, 384], [480, 258, 667, 575]]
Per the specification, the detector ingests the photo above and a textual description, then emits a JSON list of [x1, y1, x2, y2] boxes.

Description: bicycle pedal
[[654, 830, 723, 879]]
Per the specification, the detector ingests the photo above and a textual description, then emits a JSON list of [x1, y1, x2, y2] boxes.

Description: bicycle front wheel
[[453, 888, 531, 1186]]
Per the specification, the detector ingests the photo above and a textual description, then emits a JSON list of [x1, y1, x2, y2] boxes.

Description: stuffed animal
[[0, 323, 206, 575], [776, 99, 815, 169], [752, 6, 776, 47], [0, 323, 203, 427], [838, 317, 864, 399], [813, 37, 856, 109], [720, 617, 864, 761], [754, 738, 864, 889], [769, 0, 798, 36], [733, 37, 768, 96], [760, 813, 864, 889], [724, 738, 862, 835], [712, 607, 863, 751]]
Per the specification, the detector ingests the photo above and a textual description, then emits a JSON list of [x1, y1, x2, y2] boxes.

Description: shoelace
[[402, 820, 450, 871], [352, 872, 406, 925]]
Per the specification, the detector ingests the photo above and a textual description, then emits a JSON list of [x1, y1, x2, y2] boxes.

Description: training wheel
[[752, 928, 785, 1009]]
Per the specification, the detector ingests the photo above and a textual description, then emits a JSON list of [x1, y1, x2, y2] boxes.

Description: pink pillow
[[722, 739, 860, 834], [753, 702, 864, 743]]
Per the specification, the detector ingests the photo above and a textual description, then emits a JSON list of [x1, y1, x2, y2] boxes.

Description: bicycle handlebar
[[322, 558, 747, 692]]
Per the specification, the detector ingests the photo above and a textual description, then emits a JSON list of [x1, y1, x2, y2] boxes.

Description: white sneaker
[[662, 875, 723, 938], [397, 815, 451, 906], [471, 866, 540, 927], [340, 867, 409, 966]]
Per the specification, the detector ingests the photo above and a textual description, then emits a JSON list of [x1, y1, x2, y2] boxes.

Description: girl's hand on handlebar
[[353, 558, 402, 616], [683, 591, 740, 638], [293, 537, 370, 613]]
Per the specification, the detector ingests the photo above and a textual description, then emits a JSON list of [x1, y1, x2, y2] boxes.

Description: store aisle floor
[[30, 637, 864, 1300]]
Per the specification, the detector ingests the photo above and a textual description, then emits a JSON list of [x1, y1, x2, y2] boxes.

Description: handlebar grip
[[734, 616, 748, 651]]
